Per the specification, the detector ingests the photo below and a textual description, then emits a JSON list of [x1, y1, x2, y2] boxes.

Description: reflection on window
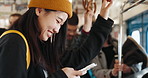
[[131, 30, 140, 44]]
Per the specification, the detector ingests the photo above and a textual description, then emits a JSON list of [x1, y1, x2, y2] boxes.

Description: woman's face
[[36, 8, 68, 41]]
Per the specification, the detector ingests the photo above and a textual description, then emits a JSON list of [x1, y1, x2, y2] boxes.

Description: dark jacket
[[0, 28, 6, 35], [0, 15, 113, 78]]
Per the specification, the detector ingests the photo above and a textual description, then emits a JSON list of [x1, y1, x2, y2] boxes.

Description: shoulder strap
[[0, 30, 30, 69]]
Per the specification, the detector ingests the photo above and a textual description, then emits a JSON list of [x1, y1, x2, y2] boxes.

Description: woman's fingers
[[115, 59, 119, 64], [106, 0, 113, 9], [100, 0, 113, 19], [114, 63, 123, 71], [112, 68, 118, 76], [73, 70, 84, 76], [62, 67, 84, 78], [102, 0, 107, 8]]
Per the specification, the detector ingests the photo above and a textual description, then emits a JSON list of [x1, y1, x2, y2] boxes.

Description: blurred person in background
[[66, 10, 94, 52], [9, 13, 22, 27], [91, 35, 147, 78], [0, 13, 21, 35]]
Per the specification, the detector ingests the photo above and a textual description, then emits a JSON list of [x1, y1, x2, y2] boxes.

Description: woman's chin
[[39, 36, 48, 41], [43, 37, 50, 41]]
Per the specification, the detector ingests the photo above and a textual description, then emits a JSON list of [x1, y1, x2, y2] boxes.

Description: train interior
[[0, 0, 148, 78]]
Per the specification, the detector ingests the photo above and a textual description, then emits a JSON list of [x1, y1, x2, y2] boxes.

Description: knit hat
[[28, 0, 72, 18]]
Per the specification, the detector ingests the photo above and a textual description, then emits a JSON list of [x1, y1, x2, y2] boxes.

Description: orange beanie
[[28, 0, 72, 18]]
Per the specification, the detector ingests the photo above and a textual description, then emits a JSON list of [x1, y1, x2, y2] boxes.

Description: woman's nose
[[53, 25, 60, 33]]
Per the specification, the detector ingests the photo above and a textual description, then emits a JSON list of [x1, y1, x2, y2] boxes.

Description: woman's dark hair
[[68, 12, 78, 25], [10, 7, 67, 74]]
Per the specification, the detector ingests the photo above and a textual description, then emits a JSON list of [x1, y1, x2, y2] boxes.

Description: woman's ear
[[35, 8, 42, 16]]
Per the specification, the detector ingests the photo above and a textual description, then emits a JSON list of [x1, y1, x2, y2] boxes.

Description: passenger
[[0, 0, 113, 78], [0, 13, 21, 35], [66, 12, 79, 51], [91, 35, 147, 78], [9, 13, 22, 26], [66, 10, 94, 51], [91, 34, 118, 78]]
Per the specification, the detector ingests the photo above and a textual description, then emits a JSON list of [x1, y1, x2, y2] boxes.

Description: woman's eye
[[56, 20, 60, 23], [56, 19, 63, 26]]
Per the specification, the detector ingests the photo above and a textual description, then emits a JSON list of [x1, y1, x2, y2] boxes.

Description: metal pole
[[118, 3, 124, 78]]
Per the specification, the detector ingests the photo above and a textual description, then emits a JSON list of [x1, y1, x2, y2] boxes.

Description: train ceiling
[[0, 0, 147, 22]]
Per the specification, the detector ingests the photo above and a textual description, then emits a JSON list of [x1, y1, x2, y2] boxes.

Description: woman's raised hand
[[100, 0, 113, 20], [83, 9, 94, 32]]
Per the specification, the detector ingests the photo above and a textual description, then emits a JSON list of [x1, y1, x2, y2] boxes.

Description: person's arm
[[82, 10, 94, 32], [62, 13, 114, 69], [77, 10, 94, 47], [62, 0, 113, 71], [68, 10, 94, 51]]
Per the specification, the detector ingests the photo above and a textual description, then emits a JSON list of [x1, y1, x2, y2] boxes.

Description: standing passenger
[[91, 35, 147, 78], [0, 0, 113, 78], [9, 13, 22, 26], [0, 13, 21, 35], [66, 10, 94, 52]]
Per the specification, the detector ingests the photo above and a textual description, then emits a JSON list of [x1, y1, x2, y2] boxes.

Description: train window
[[126, 10, 148, 53], [131, 30, 140, 44], [147, 30, 148, 53]]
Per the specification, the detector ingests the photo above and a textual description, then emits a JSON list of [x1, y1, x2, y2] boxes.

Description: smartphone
[[75, 63, 97, 78], [80, 63, 97, 72]]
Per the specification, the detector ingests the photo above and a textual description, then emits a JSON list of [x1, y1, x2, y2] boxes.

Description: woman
[[0, 0, 113, 78]]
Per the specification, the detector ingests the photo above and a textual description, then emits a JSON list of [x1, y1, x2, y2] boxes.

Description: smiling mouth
[[48, 30, 53, 33], [48, 30, 54, 38]]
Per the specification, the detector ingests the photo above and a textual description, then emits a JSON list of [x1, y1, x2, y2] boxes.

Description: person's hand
[[62, 67, 84, 78], [100, 0, 113, 20], [111, 60, 132, 76], [122, 64, 132, 73], [83, 10, 94, 32], [111, 60, 123, 76]]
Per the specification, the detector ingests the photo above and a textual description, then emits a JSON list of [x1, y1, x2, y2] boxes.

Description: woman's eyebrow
[[57, 17, 63, 22]]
